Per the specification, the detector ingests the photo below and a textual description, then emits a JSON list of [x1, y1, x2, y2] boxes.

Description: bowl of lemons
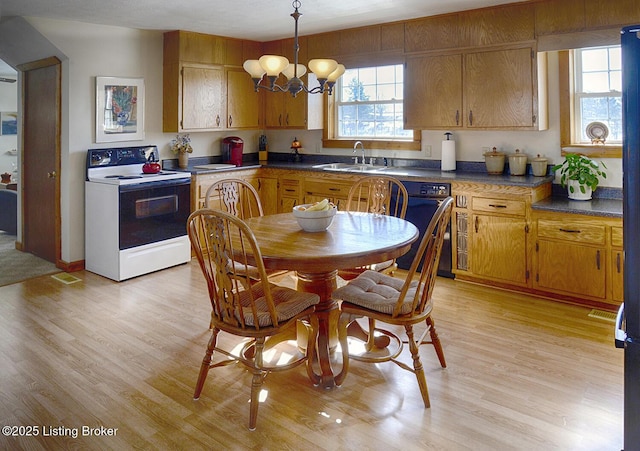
[[292, 199, 337, 232]]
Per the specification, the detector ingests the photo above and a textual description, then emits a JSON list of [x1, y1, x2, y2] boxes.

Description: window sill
[[561, 145, 622, 158]]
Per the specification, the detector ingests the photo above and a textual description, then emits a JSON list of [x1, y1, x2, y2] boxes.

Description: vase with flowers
[[171, 134, 193, 169]]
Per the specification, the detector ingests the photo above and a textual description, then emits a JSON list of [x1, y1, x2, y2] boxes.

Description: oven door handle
[[118, 178, 191, 192]]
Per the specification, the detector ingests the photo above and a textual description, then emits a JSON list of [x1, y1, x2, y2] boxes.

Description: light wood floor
[[0, 262, 623, 450]]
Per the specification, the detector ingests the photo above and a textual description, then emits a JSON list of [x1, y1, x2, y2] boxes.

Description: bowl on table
[[292, 203, 337, 232]]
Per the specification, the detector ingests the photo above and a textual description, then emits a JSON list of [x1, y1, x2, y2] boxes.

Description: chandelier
[[243, 0, 345, 97]]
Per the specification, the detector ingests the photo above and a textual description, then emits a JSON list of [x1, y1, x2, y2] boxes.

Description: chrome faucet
[[353, 141, 365, 165]]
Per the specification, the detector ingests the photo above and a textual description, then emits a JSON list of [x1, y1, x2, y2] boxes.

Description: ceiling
[[2, 0, 527, 42]]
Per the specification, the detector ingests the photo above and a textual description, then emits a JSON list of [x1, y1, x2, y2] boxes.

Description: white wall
[[27, 17, 259, 265], [0, 78, 17, 181]]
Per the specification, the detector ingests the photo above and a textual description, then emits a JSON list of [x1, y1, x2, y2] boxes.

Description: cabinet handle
[[617, 252, 621, 273], [216, 115, 220, 127], [474, 216, 479, 233], [596, 250, 601, 270], [468, 110, 473, 126], [284, 188, 296, 193], [329, 188, 340, 192], [455, 110, 460, 126], [488, 204, 507, 209], [279, 114, 283, 126], [559, 228, 581, 233], [228, 115, 233, 127], [286, 114, 289, 126]]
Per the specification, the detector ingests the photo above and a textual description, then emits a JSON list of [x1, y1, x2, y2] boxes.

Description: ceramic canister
[[508, 149, 528, 176]]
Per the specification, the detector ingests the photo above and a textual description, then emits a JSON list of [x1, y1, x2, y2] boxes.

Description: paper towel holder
[[444, 132, 453, 140]]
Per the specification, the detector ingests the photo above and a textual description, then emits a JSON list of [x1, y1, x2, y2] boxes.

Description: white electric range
[[85, 145, 191, 281]]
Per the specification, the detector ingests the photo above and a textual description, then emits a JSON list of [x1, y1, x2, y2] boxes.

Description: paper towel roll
[[442, 139, 456, 171]]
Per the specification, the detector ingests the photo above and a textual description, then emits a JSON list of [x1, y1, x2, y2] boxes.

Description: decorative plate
[[586, 121, 609, 144]]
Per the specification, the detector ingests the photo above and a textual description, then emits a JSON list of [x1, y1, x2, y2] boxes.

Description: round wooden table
[[244, 211, 419, 388]]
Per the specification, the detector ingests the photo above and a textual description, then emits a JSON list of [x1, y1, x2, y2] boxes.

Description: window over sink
[[323, 63, 420, 151]]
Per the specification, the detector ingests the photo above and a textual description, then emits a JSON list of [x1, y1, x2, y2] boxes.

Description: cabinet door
[[465, 48, 535, 128], [255, 177, 279, 216], [226, 68, 260, 129], [404, 54, 463, 129], [611, 249, 624, 302], [536, 240, 606, 299], [264, 92, 286, 128], [181, 65, 224, 130], [472, 213, 528, 285]]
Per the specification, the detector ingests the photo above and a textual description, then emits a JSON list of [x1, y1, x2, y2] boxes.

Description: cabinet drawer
[[280, 179, 300, 196], [537, 219, 606, 245], [472, 197, 525, 216], [611, 226, 623, 247], [304, 180, 352, 198]]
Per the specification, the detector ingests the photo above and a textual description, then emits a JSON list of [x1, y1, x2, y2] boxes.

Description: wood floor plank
[[0, 262, 623, 450]]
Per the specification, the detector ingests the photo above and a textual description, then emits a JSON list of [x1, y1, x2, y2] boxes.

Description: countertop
[[164, 156, 622, 218], [532, 196, 623, 218]]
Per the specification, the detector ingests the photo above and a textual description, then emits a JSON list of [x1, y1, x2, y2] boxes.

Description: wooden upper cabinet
[[166, 31, 226, 64], [535, 0, 586, 35], [404, 14, 462, 53], [404, 54, 463, 129], [226, 67, 260, 129], [459, 3, 535, 47], [180, 64, 224, 131], [584, 0, 640, 29], [464, 47, 537, 128]]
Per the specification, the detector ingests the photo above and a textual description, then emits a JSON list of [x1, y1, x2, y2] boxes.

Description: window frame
[[322, 61, 420, 151], [559, 50, 622, 158]]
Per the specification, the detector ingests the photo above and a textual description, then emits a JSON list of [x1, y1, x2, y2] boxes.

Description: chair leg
[[194, 328, 219, 400], [249, 338, 266, 431], [426, 316, 447, 368], [405, 324, 431, 408]]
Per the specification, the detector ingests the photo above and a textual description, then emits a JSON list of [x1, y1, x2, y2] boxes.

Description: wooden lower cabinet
[[452, 181, 550, 289], [472, 213, 528, 285], [532, 210, 622, 308], [278, 178, 302, 213], [610, 226, 624, 303]]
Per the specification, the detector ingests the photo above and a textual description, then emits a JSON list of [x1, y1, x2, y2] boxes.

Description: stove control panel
[[87, 145, 158, 168]]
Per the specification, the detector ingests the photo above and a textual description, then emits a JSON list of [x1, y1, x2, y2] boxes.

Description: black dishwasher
[[393, 181, 453, 278]]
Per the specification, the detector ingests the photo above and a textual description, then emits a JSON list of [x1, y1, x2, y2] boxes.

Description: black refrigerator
[[621, 24, 640, 450]]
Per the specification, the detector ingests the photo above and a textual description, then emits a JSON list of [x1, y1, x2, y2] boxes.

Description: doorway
[[17, 57, 61, 264]]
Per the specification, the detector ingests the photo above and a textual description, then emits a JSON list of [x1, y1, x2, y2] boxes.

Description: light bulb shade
[[327, 64, 346, 82], [243, 60, 266, 79], [308, 59, 339, 79], [259, 55, 289, 76], [282, 63, 307, 80]]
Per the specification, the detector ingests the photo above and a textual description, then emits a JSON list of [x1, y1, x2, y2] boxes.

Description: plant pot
[[567, 180, 592, 201], [178, 152, 189, 169]]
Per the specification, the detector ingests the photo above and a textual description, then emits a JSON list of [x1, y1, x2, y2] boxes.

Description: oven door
[[119, 179, 191, 250]]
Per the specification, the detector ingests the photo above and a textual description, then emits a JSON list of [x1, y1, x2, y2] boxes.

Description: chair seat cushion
[[332, 270, 424, 316], [237, 283, 319, 327]]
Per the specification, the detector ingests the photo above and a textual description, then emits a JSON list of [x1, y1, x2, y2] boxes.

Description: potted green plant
[[552, 153, 607, 200]]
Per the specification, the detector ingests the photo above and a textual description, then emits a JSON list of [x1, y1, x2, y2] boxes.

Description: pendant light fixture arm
[[243, 0, 345, 97]]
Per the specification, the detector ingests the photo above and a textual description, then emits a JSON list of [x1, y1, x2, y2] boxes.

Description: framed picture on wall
[[0, 112, 17, 135], [95, 76, 145, 143]]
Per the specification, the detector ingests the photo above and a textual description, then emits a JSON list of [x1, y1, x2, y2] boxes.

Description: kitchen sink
[[311, 162, 388, 173]]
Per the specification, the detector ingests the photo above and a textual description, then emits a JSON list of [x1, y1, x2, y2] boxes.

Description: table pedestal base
[[296, 270, 348, 388]]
